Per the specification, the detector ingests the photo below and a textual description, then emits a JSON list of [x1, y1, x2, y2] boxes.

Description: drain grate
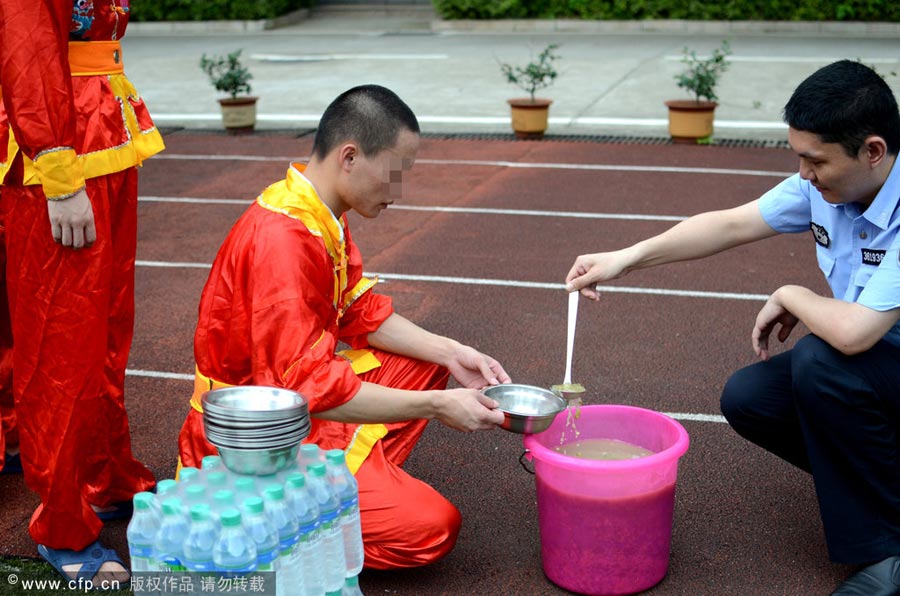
[[421, 131, 791, 149]]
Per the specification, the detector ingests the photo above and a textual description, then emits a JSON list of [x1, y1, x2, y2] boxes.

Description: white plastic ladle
[[564, 290, 578, 386], [551, 291, 585, 402]]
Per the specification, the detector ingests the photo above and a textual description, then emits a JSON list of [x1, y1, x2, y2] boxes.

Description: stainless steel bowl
[[216, 444, 300, 475], [201, 386, 307, 421], [483, 383, 567, 434]]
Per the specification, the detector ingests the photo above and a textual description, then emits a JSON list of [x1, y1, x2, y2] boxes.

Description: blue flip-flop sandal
[[38, 540, 129, 590]]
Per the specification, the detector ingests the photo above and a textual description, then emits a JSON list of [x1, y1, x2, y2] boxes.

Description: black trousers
[[720, 334, 900, 565]]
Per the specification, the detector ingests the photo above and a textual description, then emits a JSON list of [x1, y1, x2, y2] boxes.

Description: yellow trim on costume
[[68, 41, 124, 76], [341, 276, 379, 317], [344, 424, 389, 475], [1, 74, 164, 192], [189, 366, 234, 413], [338, 349, 382, 375], [31, 148, 84, 200], [256, 164, 349, 310]]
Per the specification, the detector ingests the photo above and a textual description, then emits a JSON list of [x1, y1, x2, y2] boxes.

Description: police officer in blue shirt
[[565, 59, 900, 596]]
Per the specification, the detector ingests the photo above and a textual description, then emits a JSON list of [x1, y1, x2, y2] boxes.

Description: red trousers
[[0, 167, 155, 549], [179, 349, 461, 569]]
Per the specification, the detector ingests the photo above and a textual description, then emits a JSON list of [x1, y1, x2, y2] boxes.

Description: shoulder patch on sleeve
[[810, 222, 830, 248]]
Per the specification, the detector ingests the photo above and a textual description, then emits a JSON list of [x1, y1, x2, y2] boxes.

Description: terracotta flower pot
[[218, 96, 258, 135], [508, 98, 553, 140], [664, 100, 717, 144]]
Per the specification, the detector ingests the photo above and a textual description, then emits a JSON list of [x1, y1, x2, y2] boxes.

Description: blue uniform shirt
[[758, 156, 900, 347]]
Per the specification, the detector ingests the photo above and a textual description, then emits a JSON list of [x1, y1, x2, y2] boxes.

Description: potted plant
[[665, 40, 731, 144], [499, 44, 560, 140], [200, 49, 257, 135]]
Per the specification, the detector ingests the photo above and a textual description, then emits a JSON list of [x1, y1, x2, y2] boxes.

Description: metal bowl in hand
[[484, 384, 567, 434]]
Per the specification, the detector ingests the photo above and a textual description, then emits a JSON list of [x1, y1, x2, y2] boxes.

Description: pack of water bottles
[[128, 444, 365, 596]]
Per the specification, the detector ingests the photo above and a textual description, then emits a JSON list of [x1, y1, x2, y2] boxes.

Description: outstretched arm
[[566, 199, 778, 299], [367, 312, 511, 388], [753, 285, 900, 359]]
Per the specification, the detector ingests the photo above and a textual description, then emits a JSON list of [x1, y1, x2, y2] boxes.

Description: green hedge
[[431, 0, 900, 21], [130, 0, 315, 22]]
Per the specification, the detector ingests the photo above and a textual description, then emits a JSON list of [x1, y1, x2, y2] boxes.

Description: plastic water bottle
[[242, 497, 281, 587], [206, 470, 229, 492], [179, 466, 201, 485], [182, 504, 219, 573], [156, 478, 178, 498], [201, 455, 223, 471], [325, 449, 364, 576], [212, 489, 237, 521], [284, 472, 325, 596], [155, 498, 189, 572], [213, 509, 258, 577], [234, 476, 258, 501], [300, 444, 324, 468], [127, 492, 161, 573], [263, 485, 302, 595], [152, 479, 178, 515], [307, 463, 346, 594], [182, 483, 207, 514], [342, 575, 364, 596]]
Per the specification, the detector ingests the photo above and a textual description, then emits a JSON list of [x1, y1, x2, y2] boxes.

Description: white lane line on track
[[135, 261, 769, 301], [139, 196, 687, 222], [125, 369, 194, 382], [151, 153, 793, 178], [122, 368, 728, 423], [140, 196, 251, 205], [663, 412, 727, 423]]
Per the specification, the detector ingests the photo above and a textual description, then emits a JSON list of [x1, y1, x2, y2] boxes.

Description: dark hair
[[311, 85, 420, 160], [783, 60, 900, 156]]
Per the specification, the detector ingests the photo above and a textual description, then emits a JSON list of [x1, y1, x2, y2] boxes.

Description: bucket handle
[[519, 449, 534, 474]]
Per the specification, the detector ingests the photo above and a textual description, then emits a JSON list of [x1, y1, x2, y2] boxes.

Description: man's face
[[347, 129, 419, 218], [788, 127, 879, 206]]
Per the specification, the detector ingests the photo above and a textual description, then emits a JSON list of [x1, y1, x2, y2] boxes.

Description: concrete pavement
[[124, 5, 900, 141]]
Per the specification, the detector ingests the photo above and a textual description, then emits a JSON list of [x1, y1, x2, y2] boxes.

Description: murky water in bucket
[[555, 437, 654, 460]]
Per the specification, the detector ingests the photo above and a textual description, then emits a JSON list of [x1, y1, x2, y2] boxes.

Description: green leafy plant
[[200, 49, 253, 99], [499, 44, 561, 102], [674, 40, 731, 103]]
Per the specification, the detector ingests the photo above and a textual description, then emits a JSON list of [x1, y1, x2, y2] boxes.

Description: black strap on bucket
[[519, 449, 534, 474]]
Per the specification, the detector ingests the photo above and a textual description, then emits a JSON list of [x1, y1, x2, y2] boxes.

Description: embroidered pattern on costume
[[71, 0, 94, 38]]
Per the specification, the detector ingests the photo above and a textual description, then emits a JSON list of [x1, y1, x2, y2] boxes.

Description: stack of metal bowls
[[201, 386, 310, 475]]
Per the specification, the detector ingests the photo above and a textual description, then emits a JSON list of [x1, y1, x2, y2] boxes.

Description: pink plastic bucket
[[523, 405, 689, 596]]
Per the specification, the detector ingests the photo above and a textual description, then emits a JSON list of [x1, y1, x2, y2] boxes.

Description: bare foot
[[61, 560, 130, 584]]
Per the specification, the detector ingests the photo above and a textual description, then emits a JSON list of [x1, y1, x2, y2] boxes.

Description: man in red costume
[[0, 0, 163, 586], [179, 84, 509, 569]]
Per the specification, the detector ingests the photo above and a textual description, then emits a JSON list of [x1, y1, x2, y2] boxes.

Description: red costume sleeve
[[0, 0, 85, 197]]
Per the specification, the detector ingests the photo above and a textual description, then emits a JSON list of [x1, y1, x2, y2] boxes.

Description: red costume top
[[0, 0, 163, 197], [191, 164, 394, 451]]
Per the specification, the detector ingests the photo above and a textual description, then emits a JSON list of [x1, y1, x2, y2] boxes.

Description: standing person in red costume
[[178, 84, 509, 569], [0, 0, 164, 587]]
